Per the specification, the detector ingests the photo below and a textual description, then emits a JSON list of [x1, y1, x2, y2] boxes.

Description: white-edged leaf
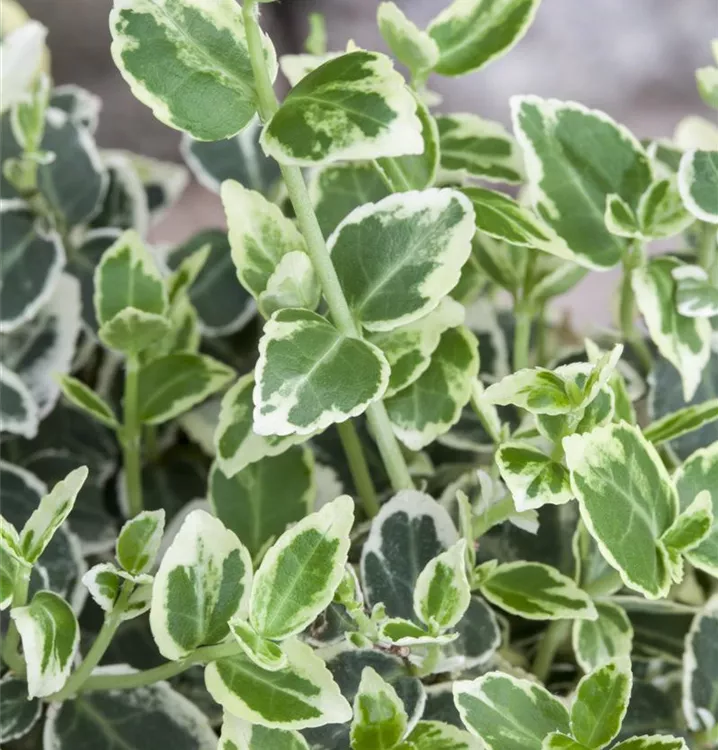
[[682, 601, 718, 731], [483, 366, 573, 415], [0, 20, 47, 114], [612, 738, 688, 750], [250, 495, 353, 640], [262, 50, 423, 166], [407, 721, 480, 750], [228, 617, 288, 672], [219, 712, 309, 750], [11, 590, 79, 698], [661, 491, 712, 554], [98, 307, 171, 355], [254, 308, 389, 436], [572, 602, 633, 673], [378, 616, 458, 647], [678, 149, 718, 222], [116, 509, 165, 575], [258, 251, 321, 318], [81, 562, 152, 620], [0, 674, 42, 743], [0, 517, 25, 610], [150, 509, 252, 660], [377, 2, 439, 77], [50, 84, 102, 133], [644, 398, 718, 446], [605, 193, 641, 238], [278, 51, 341, 88], [351, 666, 408, 750], [0, 366, 38, 438], [59, 375, 118, 428], [672, 264, 718, 318]]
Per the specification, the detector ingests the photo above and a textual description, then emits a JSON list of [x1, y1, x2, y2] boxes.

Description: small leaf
[[678, 149, 718, 222], [542, 735, 590, 750], [11, 590, 79, 698], [661, 491, 712, 553], [254, 308, 389, 436], [378, 616, 457, 646], [81, 562, 152, 620], [453, 672, 570, 750], [572, 602, 633, 673], [0, 675, 42, 744], [137, 352, 234, 425], [20, 466, 88, 563], [0, 519, 24, 610], [219, 713, 309, 750], [229, 617, 288, 671], [351, 667, 408, 750], [682, 602, 718, 731], [116, 508, 165, 575], [262, 50, 423, 165], [479, 561, 597, 621], [150, 509, 252, 660], [258, 251, 321, 318], [637, 179, 694, 240], [250, 495, 354, 640], [643, 397, 718, 445], [604, 193, 641, 238], [205, 637, 352, 730], [59, 375, 118, 428], [98, 308, 171, 355], [570, 660, 632, 749], [483, 367, 572, 415], [377, 2, 439, 77]]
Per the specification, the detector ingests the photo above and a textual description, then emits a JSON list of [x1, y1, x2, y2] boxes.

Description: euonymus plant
[[1, 0, 717, 747]]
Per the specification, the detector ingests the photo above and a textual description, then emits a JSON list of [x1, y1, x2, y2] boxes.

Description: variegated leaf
[[0, 366, 38, 439], [351, 667, 408, 750], [672, 264, 718, 318], [116, 509, 165, 575], [377, 2, 439, 77], [59, 375, 118, 429], [0, 518, 25, 610], [81, 562, 152, 620], [98, 308, 171, 355], [219, 713, 308, 750], [378, 617, 458, 647], [678, 149, 718, 222], [407, 721, 479, 750], [572, 602, 633, 673], [258, 251, 321, 318], [644, 398, 718, 445], [0, 675, 42, 744], [661, 491, 712, 554], [682, 602, 718, 732], [612, 738, 688, 750], [229, 618, 288, 672], [0, 20, 47, 114], [483, 367, 574, 415]]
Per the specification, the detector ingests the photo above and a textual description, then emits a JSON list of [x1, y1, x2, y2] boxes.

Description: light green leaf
[[222, 180, 309, 301], [636, 178, 694, 240], [378, 616, 457, 647], [572, 602, 633, 673], [250, 495, 353, 640], [229, 617, 288, 672], [407, 721, 480, 750], [377, 2, 439, 77], [137, 352, 233, 425], [0, 675, 42, 744], [0, 366, 38, 439], [673, 264, 718, 318], [19, 465, 88, 563], [81, 562, 152, 620], [254, 308, 389, 436], [480, 561, 597, 621], [205, 637, 352, 730], [213, 373, 311, 477], [210, 446, 315, 560], [682, 602, 718, 731], [414, 540, 471, 631], [258, 251, 321, 318], [605, 193, 641, 238], [564, 422, 678, 598], [542, 734, 589, 750], [612, 738, 688, 750], [59, 375, 118, 428], [116, 508, 165, 575], [662, 491, 712, 553], [110, 0, 277, 141], [571, 660, 632, 749], [369, 297, 466, 398], [496, 442, 573, 511], [262, 50, 423, 166], [219, 712, 309, 750], [453, 672, 570, 750], [0, 518, 25, 610], [483, 366, 574, 415], [512, 96, 653, 269], [11, 590, 79, 698], [674, 444, 718, 576], [438, 113, 523, 184], [428, 0, 541, 77], [351, 666, 408, 750], [150, 509, 252, 660], [678, 149, 718, 222], [632, 256, 712, 401], [644, 398, 718, 445], [98, 308, 172, 355], [329, 188, 474, 331]]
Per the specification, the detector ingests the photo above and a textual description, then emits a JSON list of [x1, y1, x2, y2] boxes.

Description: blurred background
[[15, 0, 718, 323]]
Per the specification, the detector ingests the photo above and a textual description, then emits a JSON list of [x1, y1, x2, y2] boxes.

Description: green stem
[[469, 379, 502, 444], [532, 620, 570, 682], [1, 565, 31, 674], [78, 641, 240, 694], [380, 158, 411, 192], [513, 307, 531, 371], [371, 160, 396, 193], [122, 356, 143, 517], [618, 259, 653, 374], [51, 580, 135, 701], [336, 421, 380, 517], [698, 222, 717, 283], [243, 0, 413, 492]]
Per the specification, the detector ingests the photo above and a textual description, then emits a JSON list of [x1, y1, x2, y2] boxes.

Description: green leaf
[[11, 590, 79, 698], [19, 465, 88, 563], [678, 149, 718, 222], [222, 180, 310, 302], [110, 0, 277, 141], [479, 561, 597, 621], [150, 509, 252, 660], [570, 660, 632, 749], [44, 679, 217, 749], [385, 324, 478, 449], [351, 666, 408, 750], [496, 442, 573, 511], [682, 603, 718, 731], [661, 491, 712, 553], [512, 96, 653, 269], [0, 365, 38, 439], [453, 672, 570, 750], [673, 264, 718, 318], [98, 308, 172, 355], [644, 398, 718, 445], [612, 738, 688, 750], [542, 735, 589, 750], [219, 713, 309, 750], [0, 519, 24, 610], [116, 508, 165, 575], [438, 113, 523, 184], [258, 251, 322, 318], [250, 495, 353, 640], [305, 12, 327, 55], [0, 675, 41, 743], [407, 721, 479, 750], [229, 617, 288, 671], [137, 352, 233, 425], [210, 446, 315, 561], [636, 178, 694, 240], [377, 2, 439, 77], [483, 366, 573, 415], [428, 0, 541, 77], [572, 602, 633, 673], [414, 540, 471, 631], [59, 375, 118, 428], [605, 193, 641, 238], [262, 50, 423, 165], [369, 297, 466, 398], [378, 617, 456, 647], [330, 188, 474, 331], [254, 308, 389, 436], [564, 422, 678, 599], [81, 562, 152, 620], [205, 637, 352, 730], [674, 444, 718, 576]]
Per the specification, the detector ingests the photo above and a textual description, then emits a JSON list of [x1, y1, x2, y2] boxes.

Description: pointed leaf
[[59, 375, 118, 428], [643, 398, 718, 445], [604, 193, 640, 238], [678, 149, 718, 222], [661, 491, 712, 553], [351, 667, 408, 750], [229, 617, 288, 671], [572, 602, 633, 673], [116, 508, 165, 575], [377, 2, 439, 76]]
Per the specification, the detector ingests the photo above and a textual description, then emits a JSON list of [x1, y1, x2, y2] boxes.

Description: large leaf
[[351, 667, 408, 750], [0, 675, 41, 743], [512, 96, 653, 269], [564, 423, 678, 598], [262, 50, 422, 165], [110, 0, 277, 141], [678, 149, 718, 222], [453, 672, 570, 750], [682, 603, 718, 731], [150, 509, 252, 660], [254, 308, 389, 436], [11, 590, 79, 698], [572, 602, 633, 673], [428, 0, 541, 77], [250, 495, 353, 640]]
